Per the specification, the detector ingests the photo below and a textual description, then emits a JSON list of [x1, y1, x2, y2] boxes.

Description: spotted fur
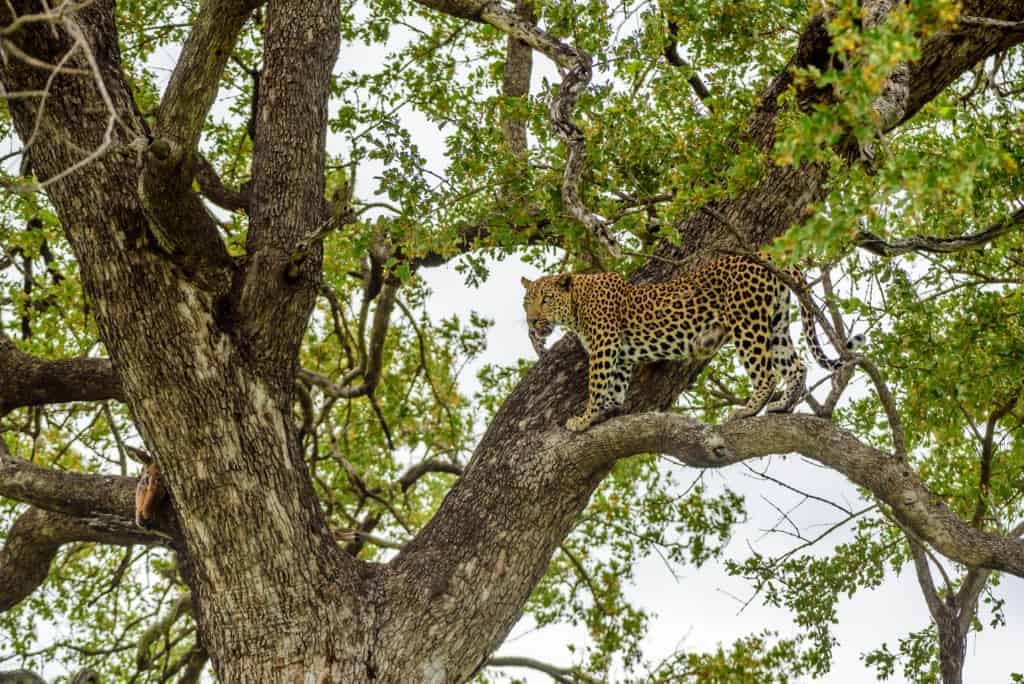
[[521, 255, 859, 432]]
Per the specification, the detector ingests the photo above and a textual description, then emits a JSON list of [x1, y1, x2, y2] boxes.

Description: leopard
[[521, 254, 862, 432]]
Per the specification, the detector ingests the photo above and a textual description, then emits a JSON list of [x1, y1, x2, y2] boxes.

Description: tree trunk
[[937, 610, 966, 684]]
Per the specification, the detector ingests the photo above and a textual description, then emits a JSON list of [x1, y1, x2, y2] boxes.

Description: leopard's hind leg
[[765, 293, 807, 413], [727, 316, 780, 421]]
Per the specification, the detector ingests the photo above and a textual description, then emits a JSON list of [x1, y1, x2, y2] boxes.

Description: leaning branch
[[663, 20, 712, 104], [154, 0, 263, 152], [854, 207, 1024, 257], [1, 507, 163, 612], [557, 412, 1024, 578], [194, 155, 250, 212]]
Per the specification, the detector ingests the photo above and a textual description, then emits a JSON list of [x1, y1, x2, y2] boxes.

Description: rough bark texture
[[1, 0, 1024, 682], [0, 334, 123, 414]]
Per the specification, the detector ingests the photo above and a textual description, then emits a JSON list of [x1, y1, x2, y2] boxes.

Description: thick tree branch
[[375, 6, 1024, 679], [0, 334, 123, 414], [500, 0, 533, 158], [487, 655, 604, 684], [235, 0, 340, 391], [1, 506, 162, 611], [855, 206, 1024, 257], [1, 450, 142, 521], [154, 0, 263, 152], [136, 0, 262, 283], [194, 155, 250, 213], [560, 412, 1024, 577]]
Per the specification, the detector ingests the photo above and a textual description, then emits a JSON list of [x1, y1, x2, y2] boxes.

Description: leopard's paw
[[565, 415, 592, 432]]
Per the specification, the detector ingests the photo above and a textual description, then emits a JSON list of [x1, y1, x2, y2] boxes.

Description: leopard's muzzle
[[528, 319, 553, 357]]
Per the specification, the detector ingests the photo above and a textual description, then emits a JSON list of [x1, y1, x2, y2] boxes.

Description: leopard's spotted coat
[[521, 255, 858, 432]]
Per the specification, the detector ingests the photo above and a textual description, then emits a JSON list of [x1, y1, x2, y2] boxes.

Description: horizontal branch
[[0, 335, 123, 414], [958, 14, 1024, 30], [560, 412, 1024, 578], [1, 450, 140, 521], [398, 459, 462, 492], [1, 506, 162, 611], [855, 206, 1024, 256]]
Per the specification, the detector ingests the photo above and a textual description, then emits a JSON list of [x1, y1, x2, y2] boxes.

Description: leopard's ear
[[520, 276, 533, 289], [555, 274, 573, 291]]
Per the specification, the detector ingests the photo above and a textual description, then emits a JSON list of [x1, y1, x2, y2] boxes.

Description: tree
[[1, 0, 1022, 681]]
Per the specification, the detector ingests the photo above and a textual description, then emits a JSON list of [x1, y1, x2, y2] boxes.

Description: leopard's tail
[[800, 304, 864, 370]]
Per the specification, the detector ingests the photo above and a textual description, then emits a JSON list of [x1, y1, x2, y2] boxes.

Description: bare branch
[[663, 20, 712, 103], [194, 155, 250, 212], [856, 357, 908, 459], [154, 0, 263, 152], [958, 14, 1024, 30], [397, 459, 462, 493], [905, 532, 946, 620], [0, 449, 142, 523], [500, 0, 533, 158], [557, 412, 1024, 578]]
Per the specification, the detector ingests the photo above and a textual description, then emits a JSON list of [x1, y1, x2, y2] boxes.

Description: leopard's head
[[520, 274, 573, 356]]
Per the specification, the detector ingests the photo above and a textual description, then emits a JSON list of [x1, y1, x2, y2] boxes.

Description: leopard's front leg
[[566, 331, 624, 432]]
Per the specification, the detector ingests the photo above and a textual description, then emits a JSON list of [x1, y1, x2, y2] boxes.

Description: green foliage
[[862, 627, 940, 683]]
